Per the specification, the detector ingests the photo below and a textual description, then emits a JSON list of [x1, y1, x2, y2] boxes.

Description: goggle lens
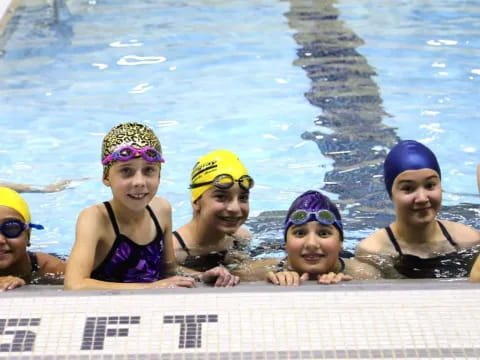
[[238, 175, 254, 190], [0, 220, 26, 238], [215, 174, 235, 189]]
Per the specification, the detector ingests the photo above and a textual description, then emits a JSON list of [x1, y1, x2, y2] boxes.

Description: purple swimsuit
[[91, 202, 165, 283]]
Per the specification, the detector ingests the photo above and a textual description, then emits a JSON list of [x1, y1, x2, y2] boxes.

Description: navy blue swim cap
[[284, 190, 343, 242], [384, 140, 441, 198]]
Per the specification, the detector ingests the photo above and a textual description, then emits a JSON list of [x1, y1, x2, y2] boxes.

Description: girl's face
[[391, 168, 442, 226], [0, 206, 29, 272], [286, 221, 342, 275], [103, 158, 161, 212], [194, 184, 250, 235]]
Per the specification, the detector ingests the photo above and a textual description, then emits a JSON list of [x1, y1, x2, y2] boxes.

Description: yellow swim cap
[[0, 187, 31, 223], [190, 149, 250, 202]]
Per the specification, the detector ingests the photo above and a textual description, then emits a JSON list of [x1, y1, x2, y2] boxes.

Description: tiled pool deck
[[0, 279, 479, 359]]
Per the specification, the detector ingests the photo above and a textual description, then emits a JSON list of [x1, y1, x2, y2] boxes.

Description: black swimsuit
[[173, 231, 236, 272], [28, 252, 39, 273], [386, 221, 473, 278], [91, 202, 165, 283]]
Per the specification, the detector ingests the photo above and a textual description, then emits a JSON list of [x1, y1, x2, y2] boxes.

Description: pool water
[[0, 0, 479, 257]]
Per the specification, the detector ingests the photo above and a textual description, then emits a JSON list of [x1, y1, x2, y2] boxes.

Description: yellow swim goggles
[[189, 174, 254, 191]]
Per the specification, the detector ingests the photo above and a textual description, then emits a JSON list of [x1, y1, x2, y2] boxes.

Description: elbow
[[63, 274, 87, 291]]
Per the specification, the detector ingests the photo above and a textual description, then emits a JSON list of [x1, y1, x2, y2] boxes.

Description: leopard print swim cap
[[101, 122, 162, 178]]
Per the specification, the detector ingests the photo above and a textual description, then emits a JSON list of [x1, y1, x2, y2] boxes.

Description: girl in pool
[[64, 122, 196, 290], [267, 190, 380, 286], [355, 140, 480, 278], [0, 187, 65, 290], [173, 149, 254, 286]]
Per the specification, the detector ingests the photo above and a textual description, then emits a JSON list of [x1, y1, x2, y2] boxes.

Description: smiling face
[[193, 183, 250, 235], [391, 168, 442, 226], [0, 206, 29, 273], [103, 157, 161, 212], [286, 221, 342, 275]]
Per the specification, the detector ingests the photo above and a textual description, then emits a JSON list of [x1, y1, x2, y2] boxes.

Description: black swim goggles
[[189, 174, 254, 191], [0, 219, 44, 239], [287, 209, 342, 230]]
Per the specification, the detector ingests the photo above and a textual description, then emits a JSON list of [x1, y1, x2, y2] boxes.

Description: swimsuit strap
[[173, 231, 191, 256], [103, 201, 120, 236], [28, 251, 40, 273], [385, 226, 403, 255], [338, 257, 345, 272], [437, 221, 458, 247], [104, 201, 163, 239], [146, 205, 162, 235]]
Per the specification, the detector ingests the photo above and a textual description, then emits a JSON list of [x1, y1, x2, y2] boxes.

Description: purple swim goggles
[[102, 146, 165, 165]]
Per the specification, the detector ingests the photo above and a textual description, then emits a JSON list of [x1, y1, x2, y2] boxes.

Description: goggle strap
[[29, 223, 44, 230]]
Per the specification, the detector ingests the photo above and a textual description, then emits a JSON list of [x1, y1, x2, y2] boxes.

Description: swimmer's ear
[[103, 175, 111, 187], [192, 198, 201, 212]]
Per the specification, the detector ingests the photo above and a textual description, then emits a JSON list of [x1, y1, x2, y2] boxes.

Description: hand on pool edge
[[0, 275, 26, 291], [201, 266, 240, 287]]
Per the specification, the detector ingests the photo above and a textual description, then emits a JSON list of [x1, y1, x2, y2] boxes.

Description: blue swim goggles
[[287, 209, 343, 230], [0, 219, 44, 239]]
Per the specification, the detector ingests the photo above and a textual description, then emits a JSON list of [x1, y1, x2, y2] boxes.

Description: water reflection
[[249, 0, 480, 257]]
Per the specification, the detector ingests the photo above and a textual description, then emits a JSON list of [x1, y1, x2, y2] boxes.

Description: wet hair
[[384, 140, 441, 198]]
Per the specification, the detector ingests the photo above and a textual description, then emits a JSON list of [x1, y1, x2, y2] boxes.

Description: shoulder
[[78, 203, 109, 223], [149, 196, 172, 216], [355, 227, 392, 256], [344, 258, 382, 280], [74, 204, 111, 245], [232, 226, 252, 246], [439, 219, 480, 247], [35, 252, 66, 275], [149, 196, 172, 231]]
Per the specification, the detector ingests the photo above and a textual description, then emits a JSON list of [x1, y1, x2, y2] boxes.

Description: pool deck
[[1, 279, 479, 359]]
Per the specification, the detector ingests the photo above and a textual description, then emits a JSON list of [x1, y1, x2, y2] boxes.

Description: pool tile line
[[2, 347, 480, 360], [0, 282, 479, 359]]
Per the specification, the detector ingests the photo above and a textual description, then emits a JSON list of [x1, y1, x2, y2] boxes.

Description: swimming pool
[[0, 0, 479, 257]]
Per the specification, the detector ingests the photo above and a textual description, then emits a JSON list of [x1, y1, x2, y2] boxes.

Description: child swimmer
[[64, 122, 196, 290], [356, 140, 480, 278], [267, 190, 380, 285], [0, 187, 65, 290], [173, 150, 254, 286]]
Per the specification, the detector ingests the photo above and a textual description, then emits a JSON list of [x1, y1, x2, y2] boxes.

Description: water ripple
[[117, 55, 166, 66]]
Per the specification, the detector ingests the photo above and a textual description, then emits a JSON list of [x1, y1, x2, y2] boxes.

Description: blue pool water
[[0, 0, 479, 256]]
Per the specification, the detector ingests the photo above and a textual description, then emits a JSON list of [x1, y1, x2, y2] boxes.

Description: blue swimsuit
[[91, 202, 165, 283]]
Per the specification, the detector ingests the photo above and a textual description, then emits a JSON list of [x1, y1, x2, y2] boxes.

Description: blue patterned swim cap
[[384, 140, 441, 198]]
